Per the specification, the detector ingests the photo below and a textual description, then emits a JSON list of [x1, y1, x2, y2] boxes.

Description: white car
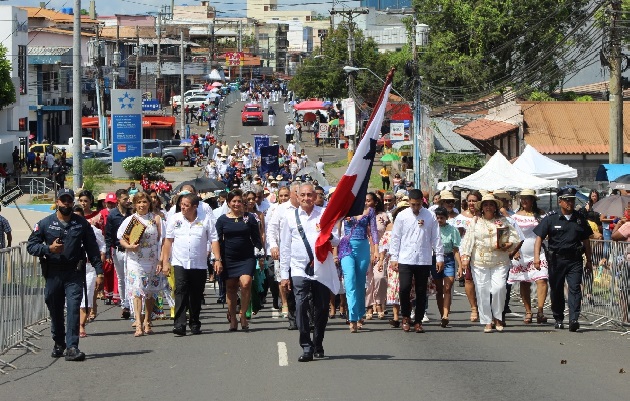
[[185, 96, 210, 109]]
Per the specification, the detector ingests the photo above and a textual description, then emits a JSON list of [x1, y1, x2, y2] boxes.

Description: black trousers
[[293, 276, 329, 355], [173, 266, 207, 330], [45, 269, 83, 349], [549, 255, 583, 322], [399, 264, 430, 323]]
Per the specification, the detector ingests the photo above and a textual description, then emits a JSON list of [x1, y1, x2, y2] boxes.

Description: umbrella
[[174, 177, 226, 193], [303, 112, 317, 123], [211, 82, 223, 87], [610, 174, 630, 190], [380, 153, 400, 162], [392, 141, 413, 150], [329, 119, 340, 126], [592, 194, 630, 217]]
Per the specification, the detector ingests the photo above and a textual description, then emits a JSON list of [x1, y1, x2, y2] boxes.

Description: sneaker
[[51, 344, 65, 358], [554, 321, 564, 330], [410, 311, 416, 321], [569, 320, 580, 332], [64, 347, 86, 361], [422, 314, 430, 323]]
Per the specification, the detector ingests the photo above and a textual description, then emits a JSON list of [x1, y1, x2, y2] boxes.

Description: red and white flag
[[313, 68, 395, 294]]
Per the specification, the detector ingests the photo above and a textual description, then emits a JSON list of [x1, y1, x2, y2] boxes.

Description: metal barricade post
[[0, 246, 24, 373], [19, 241, 48, 341]]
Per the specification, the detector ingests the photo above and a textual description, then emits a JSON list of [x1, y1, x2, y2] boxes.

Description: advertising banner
[[111, 89, 143, 176], [342, 98, 356, 137], [259, 145, 279, 176], [254, 135, 269, 157]]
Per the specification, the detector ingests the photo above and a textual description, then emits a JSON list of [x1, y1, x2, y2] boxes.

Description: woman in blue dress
[[216, 189, 263, 331]]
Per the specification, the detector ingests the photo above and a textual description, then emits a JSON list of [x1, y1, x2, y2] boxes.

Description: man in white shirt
[[285, 122, 295, 143], [315, 158, 325, 175], [286, 141, 296, 156], [280, 183, 338, 362], [161, 194, 220, 336], [242, 153, 251, 175], [389, 189, 444, 333]]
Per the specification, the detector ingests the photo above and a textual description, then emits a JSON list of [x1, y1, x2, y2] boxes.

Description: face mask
[[58, 205, 73, 216]]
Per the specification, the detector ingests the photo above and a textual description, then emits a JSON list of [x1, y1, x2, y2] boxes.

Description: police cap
[[557, 187, 577, 199]]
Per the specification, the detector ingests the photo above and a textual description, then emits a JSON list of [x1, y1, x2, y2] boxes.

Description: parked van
[[67, 137, 103, 150], [183, 89, 207, 100]]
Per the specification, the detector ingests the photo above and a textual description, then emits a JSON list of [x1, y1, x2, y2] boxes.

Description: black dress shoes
[[51, 344, 65, 358], [569, 320, 580, 332], [190, 327, 202, 335], [288, 323, 298, 330], [173, 326, 187, 336], [64, 347, 86, 361], [554, 321, 564, 330], [314, 351, 325, 359], [298, 353, 313, 362]]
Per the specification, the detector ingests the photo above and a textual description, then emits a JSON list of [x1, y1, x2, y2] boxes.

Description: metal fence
[[215, 90, 239, 140], [0, 243, 44, 374]]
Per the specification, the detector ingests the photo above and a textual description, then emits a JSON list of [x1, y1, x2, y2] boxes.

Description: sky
[[2, 0, 361, 18]]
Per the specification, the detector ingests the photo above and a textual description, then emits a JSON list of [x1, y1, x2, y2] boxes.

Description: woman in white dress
[[118, 192, 167, 337], [508, 189, 549, 324]]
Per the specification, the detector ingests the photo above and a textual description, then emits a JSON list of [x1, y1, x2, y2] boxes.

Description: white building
[[0, 6, 29, 164]]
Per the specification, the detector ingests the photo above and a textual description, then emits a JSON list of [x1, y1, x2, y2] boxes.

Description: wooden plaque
[[122, 215, 146, 246], [496, 226, 510, 249]]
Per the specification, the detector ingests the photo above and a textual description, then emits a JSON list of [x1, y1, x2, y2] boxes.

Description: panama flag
[[313, 68, 395, 295]]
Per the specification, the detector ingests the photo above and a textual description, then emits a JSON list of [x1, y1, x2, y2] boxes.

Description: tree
[[413, 0, 595, 105], [0, 44, 16, 110]]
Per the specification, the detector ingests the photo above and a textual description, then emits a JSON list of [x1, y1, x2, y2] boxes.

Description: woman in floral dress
[[118, 192, 169, 337]]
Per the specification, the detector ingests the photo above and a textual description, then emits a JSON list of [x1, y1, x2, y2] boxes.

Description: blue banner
[[254, 135, 269, 156], [142, 99, 160, 111], [260, 145, 279, 176], [112, 114, 142, 161]]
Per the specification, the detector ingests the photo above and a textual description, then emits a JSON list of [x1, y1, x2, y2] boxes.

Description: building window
[[19, 117, 27, 131], [306, 16, 311, 21], [264, 6, 268, 11], [18, 45, 27, 94]]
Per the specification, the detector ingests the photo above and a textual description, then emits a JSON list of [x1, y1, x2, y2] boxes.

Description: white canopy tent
[[512, 144, 577, 179], [439, 152, 557, 191]]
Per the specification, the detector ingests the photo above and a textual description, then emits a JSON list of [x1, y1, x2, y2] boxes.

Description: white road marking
[[277, 342, 288, 366]]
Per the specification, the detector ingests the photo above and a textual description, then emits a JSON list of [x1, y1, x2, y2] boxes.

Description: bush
[[83, 159, 110, 175], [122, 157, 165, 179]]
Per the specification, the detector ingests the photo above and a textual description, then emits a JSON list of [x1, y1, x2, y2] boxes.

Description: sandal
[[537, 312, 548, 324], [470, 308, 479, 322], [134, 326, 144, 337], [349, 322, 358, 333], [281, 306, 289, 318], [143, 323, 153, 335], [377, 312, 386, 320], [523, 312, 533, 324], [79, 325, 87, 338]]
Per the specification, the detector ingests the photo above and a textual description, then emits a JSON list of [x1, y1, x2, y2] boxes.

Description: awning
[[596, 164, 630, 181]]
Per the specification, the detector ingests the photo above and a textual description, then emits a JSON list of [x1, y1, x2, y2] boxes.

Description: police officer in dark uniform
[[27, 189, 104, 361], [533, 187, 593, 332]]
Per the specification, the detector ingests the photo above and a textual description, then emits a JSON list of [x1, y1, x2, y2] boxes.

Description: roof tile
[[454, 119, 518, 140]]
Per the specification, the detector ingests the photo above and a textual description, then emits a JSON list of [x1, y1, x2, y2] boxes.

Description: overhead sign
[[225, 52, 244, 66], [0, 186, 23, 207], [318, 123, 329, 139], [390, 123, 405, 141], [111, 89, 143, 176], [142, 99, 160, 111]]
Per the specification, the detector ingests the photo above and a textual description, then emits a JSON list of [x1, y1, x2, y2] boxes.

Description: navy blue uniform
[[27, 213, 103, 350], [534, 211, 592, 323]]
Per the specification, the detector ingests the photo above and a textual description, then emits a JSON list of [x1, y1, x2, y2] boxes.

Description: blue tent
[[595, 164, 630, 181]]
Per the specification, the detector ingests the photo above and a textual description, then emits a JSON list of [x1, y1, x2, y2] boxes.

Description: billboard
[[111, 89, 143, 177]]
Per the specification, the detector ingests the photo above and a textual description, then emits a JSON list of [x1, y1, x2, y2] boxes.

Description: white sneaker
[[410, 311, 416, 320], [422, 314, 430, 323]]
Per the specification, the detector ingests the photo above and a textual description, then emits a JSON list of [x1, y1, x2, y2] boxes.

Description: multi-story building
[[0, 6, 30, 163]]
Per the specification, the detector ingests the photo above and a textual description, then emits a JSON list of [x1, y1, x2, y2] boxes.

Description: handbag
[[295, 208, 315, 276]]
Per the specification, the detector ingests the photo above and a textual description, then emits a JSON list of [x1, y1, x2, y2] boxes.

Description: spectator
[[0, 210, 12, 249]]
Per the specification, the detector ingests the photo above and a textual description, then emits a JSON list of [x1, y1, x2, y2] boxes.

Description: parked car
[[376, 134, 392, 152], [241, 103, 264, 125], [183, 89, 206, 99], [67, 136, 103, 150], [29, 143, 67, 156], [186, 96, 210, 109], [82, 150, 112, 165], [142, 139, 188, 167]]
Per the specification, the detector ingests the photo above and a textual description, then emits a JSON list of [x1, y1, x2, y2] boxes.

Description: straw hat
[[439, 190, 457, 201], [275, 174, 283, 181], [519, 189, 537, 197], [397, 200, 409, 208], [492, 190, 511, 200], [97, 193, 107, 201], [476, 194, 502, 210]]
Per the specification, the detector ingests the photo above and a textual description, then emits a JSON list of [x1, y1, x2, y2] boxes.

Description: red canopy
[[293, 100, 327, 110], [387, 103, 412, 120]]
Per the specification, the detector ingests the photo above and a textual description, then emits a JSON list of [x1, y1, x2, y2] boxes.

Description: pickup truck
[[142, 139, 189, 166]]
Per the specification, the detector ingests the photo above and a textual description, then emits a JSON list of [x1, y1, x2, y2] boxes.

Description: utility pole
[[94, 26, 107, 149], [608, 0, 623, 164], [330, 7, 369, 158], [72, 0, 83, 189], [238, 20, 243, 81], [180, 31, 186, 139], [156, 12, 162, 103], [135, 26, 140, 89], [112, 24, 120, 91]]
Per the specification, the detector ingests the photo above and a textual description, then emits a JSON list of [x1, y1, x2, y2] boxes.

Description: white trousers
[[472, 264, 510, 325], [112, 250, 129, 308], [268, 115, 275, 126]]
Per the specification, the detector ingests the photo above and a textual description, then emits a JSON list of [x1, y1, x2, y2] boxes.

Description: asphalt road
[[2, 99, 629, 400]]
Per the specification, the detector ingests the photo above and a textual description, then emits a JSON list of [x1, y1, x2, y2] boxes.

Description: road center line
[[277, 342, 288, 367]]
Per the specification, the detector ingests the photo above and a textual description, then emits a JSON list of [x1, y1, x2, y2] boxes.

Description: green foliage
[[429, 152, 485, 176], [414, 0, 593, 104], [575, 95, 593, 102], [528, 90, 555, 101], [0, 44, 16, 110], [81, 159, 112, 194], [122, 157, 165, 179]]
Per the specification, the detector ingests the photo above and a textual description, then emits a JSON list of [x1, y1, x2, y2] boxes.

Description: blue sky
[[3, 0, 359, 18]]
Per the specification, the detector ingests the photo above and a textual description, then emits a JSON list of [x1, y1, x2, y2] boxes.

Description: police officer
[[533, 187, 593, 332], [27, 189, 104, 361]]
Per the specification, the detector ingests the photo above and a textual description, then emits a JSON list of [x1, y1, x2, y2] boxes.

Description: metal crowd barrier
[[583, 239, 630, 335], [19, 241, 48, 340], [0, 244, 42, 374]]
